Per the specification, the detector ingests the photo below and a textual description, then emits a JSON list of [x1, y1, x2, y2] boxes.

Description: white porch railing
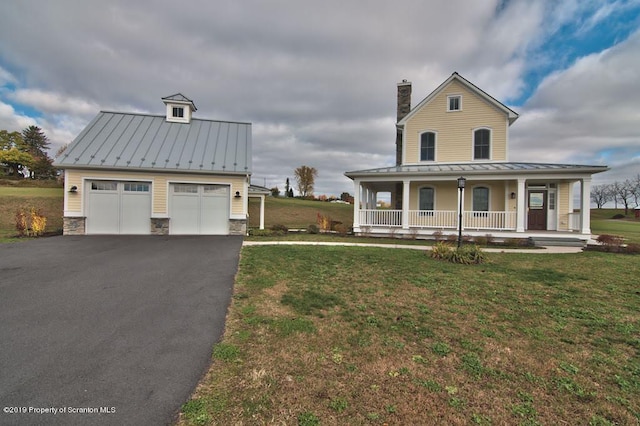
[[359, 209, 402, 226], [409, 210, 457, 228], [359, 209, 517, 231], [463, 211, 517, 230]]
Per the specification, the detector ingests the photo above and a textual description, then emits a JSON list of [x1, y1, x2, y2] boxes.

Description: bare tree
[[294, 165, 318, 197], [632, 174, 640, 207], [591, 184, 612, 209], [611, 179, 635, 215]]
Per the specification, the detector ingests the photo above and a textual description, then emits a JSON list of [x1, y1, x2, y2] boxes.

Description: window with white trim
[[123, 183, 150, 192], [420, 132, 436, 161], [447, 95, 461, 111], [474, 128, 491, 160], [172, 107, 184, 118], [91, 181, 117, 191], [173, 184, 198, 193], [203, 185, 228, 195]]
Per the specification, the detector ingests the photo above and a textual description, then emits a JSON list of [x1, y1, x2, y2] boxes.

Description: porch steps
[[528, 236, 586, 248]]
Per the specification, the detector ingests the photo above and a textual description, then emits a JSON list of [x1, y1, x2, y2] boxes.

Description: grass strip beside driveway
[[179, 246, 639, 425]]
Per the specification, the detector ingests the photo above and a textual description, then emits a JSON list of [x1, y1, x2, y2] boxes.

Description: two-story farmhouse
[[345, 73, 608, 243], [54, 94, 257, 235]]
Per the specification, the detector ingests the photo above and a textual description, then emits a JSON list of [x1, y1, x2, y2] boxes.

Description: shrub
[[431, 242, 453, 260], [502, 238, 532, 247], [612, 214, 626, 219], [15, 209, 27, 237], [316, 213, 331, 231], [596, 234, 624, 252], [29, 208, 47, 236], [431, 243, 487, 264], [307, 224, 319, 234], [624, 243, 640, 254], [446, 234, 457, 243], [484, 234, 495, 245], [270, 224, 288, 235], [473, 236, 488, 246], [432, 230, 444, 242], [334, 223, 348, 236], [15, 207, 47, 237], [454, 245, 487, 264], [249, 229, 273, 237]]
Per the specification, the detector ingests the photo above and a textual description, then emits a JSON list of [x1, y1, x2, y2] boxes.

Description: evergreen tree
[[20, 126, 54, 179], [21, 125, 50, 158]]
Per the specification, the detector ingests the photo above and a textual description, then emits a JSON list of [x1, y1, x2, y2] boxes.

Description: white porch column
[[516, 178, 526, 232], [402, 179, 410, 229], [259, 195, 265, 230], [353, 179, 361, 228], [580, 177, 592, 235]]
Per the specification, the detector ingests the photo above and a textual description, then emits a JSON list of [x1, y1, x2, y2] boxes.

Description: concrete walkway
[[242, 240, 585, 254]]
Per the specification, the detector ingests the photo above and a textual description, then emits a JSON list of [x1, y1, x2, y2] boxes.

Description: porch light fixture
[[510, 192, 516, 199], [234, 191, 241, 198], [69, 185, 78, 193], [457, 177, 466, 248]]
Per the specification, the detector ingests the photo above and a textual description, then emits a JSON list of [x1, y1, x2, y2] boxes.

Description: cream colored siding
[[409, 182, 458, 210], [404, 80, 508, 164], [64, 169, 245, 216], [408, 181, 506, 211], [557, 182, 571, 231]]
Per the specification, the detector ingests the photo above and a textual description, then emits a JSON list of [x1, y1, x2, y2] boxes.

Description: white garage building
[[55, 94, 254, 235]]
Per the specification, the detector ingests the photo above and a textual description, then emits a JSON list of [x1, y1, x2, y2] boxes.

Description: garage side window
[[124, 183, 150, 192], [173, 184, 198, 193], [91, 182, 117, 191]]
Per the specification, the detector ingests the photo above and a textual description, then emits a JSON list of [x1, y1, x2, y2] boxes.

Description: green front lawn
[[179, 247, 639, 425], [591, 209, 640, 244]]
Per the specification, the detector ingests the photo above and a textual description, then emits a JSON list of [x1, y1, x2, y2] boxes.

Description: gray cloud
[[0, 0, 638, 196]]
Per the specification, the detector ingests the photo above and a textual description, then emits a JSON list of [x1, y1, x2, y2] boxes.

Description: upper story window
[[420, 131, 436, 161], [474, 128, 491, 160], [472, 187, 489, 211], [447, 95, 461, 111], [172, 107, 184, 118]]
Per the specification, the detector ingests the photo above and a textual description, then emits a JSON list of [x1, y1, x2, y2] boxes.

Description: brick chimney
[[396, 80, 411, 166]]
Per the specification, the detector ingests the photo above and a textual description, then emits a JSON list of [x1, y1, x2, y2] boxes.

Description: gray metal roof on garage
[[55, 111, 251, 174]]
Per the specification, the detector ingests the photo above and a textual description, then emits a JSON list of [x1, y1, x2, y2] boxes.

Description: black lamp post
[[457, 176, 466, 248]]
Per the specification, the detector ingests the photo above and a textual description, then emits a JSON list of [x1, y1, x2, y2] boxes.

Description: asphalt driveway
[[0, 235, 242, 425]]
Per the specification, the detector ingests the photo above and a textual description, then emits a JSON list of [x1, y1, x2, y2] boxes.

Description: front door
[[527, 190, 547, 230]]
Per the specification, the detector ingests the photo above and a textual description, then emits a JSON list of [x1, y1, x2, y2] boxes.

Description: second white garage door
[[170, 184, 230, 235]]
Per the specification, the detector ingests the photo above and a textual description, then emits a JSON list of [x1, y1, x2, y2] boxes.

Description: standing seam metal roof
[[54, 111, 252, 174], [345, 162, 609, 177]]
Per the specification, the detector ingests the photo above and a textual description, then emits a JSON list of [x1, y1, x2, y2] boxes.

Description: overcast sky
[[1, 0, 639, 196]]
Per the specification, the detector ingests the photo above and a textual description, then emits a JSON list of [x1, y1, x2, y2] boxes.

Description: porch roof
[[345, 162, 608, 179]]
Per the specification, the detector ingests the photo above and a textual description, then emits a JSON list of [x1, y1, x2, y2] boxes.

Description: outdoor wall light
[[234, 191, 241, 198], [510, 192, 516, 199], [69, 185, 78, 193]]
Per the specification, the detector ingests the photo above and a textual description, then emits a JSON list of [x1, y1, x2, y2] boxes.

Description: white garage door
[[85, 181, 151, 234], [170, 184, 230, 235]]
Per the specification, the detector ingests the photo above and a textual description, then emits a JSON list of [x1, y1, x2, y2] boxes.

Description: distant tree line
[[0, 126, 57, 179], [268, 165, 353, 203], [591, 175, 640, 214]]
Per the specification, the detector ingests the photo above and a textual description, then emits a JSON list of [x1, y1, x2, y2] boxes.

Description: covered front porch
[[351, 175, 592, 240]]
